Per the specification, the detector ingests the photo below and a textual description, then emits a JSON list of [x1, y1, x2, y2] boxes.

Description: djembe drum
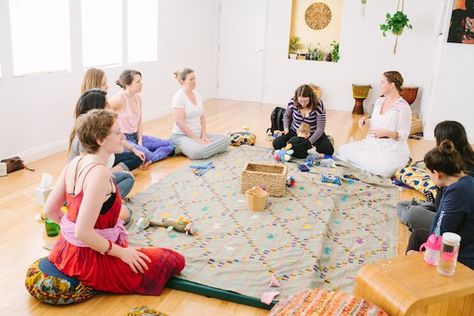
[[352, 84, 372, 114], [400, 86, 419, 105]]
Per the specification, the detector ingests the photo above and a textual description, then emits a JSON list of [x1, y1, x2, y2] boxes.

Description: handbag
[[0, 156, 35, 173]]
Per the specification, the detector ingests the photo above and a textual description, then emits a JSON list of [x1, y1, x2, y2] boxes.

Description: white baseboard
[[18, 139, 68, 163], [14, 110, 173, 163]]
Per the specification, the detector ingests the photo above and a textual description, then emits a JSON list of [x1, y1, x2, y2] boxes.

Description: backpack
[[267, 107, 286, 134]]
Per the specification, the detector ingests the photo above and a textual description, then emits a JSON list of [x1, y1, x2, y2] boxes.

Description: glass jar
[[437, 232, 461, 276]]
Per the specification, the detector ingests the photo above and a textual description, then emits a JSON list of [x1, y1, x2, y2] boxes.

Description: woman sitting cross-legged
[[272, 84, 334, 156], [68, 89, 140, 199], [336, 71, 412, 177], [397, 120, 474, 231], [109, 69, 175, 167], [406, 140, 474, 270], [45, 109, 185, 295], [80, 67, 144, 171], [170, 68, 229, 160]]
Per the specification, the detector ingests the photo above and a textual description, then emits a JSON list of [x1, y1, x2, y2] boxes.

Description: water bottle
[[437, 232, 461, 276], [419, 234, 442, 266]]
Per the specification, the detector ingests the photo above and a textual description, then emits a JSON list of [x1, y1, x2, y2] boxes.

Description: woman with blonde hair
[[170, 68, 229, 159]]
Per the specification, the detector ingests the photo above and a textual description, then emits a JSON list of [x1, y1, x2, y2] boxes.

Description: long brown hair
[[293, 84, 320, 111], [434, 120, 474, 168], [68, 90, 107, 154], [80, 68, 105, 93]]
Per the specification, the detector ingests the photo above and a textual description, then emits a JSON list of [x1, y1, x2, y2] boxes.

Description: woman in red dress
[[45, 109, 185, 294]]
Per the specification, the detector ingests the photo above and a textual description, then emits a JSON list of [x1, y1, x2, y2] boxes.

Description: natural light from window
[[9, 0, 71, 76], [82, 0, 122, 67], [128, 0, 158, 63]]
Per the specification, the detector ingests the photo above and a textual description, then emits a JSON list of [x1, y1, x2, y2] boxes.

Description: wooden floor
[[0, 99, 435, 315]]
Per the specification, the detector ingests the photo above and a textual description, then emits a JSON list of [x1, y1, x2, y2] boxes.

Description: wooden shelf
[[354, 254, 474, 315]]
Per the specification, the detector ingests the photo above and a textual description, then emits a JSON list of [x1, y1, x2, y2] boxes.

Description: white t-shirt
[[171, 89, 203, 137]]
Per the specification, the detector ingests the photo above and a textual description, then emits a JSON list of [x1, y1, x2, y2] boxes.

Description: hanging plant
[[380, 11, 412, 37], [379, 0, 413, 54], [361, 0, 367, 16]]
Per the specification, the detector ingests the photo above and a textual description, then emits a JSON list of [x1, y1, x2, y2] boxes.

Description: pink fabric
[[59, 214, 128, 247], [261, 291, 280, 305], [117, 91, 141, 134]]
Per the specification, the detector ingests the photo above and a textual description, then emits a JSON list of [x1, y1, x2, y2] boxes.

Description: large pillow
[[25, 257, 95, 305], [394, 163, 437, 198], [228, 131, 256, 146], [270, 288, 387, 316]]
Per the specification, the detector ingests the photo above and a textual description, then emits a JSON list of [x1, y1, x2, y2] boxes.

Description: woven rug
[[126, 146, 398, 301]]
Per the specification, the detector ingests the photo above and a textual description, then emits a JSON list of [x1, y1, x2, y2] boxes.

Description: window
[[82, 0, 122, 67], [127, 0, 158, 63], [9, 0, 71, 76]]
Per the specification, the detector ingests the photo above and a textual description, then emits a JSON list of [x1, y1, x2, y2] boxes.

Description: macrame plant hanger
[[393, 0, 405, 54]]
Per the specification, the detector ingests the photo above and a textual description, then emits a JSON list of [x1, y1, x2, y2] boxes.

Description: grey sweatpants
[[170, 133, 230, 160], [397, 200, 436, 231]]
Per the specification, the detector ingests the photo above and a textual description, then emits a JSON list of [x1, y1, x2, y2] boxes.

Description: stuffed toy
[[229, 126, 256, 146], [274, 144, 294, 162], [266, 130, 283, 141], [137, 216, 195, 235], [150, 217, 195, 235]]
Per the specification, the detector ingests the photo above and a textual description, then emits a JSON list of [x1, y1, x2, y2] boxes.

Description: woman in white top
[[170, 68, 229, 160], [337, 71, 412, 177]]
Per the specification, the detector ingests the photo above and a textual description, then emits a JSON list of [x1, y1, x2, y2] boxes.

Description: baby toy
[[321, 175, 342, 185], [274, 144, 294, 162], [229, 126, 256, 146], [150, 217, 195, 235], [137, 216, 195, 235], [319, 158, 336, 168], [286, 176, 296, 187], [266, 130, 283, 141]]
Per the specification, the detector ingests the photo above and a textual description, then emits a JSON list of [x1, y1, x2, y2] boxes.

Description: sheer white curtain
[[9, 0, 71, 76], [82, 0, 122, 67], [128, 0, 158, 63]]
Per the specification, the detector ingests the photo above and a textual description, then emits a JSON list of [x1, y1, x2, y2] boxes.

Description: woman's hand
[[132, 148, 145, 162], [406, 250, 419, 256], [201, 135, 211, 144], [369, 128, 397, 139], [118, 247, 152, 273], [283, 128, 289, 135], [194, 137, 206, 144]]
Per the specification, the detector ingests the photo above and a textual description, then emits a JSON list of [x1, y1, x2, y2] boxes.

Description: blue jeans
[[113, 171, 135, 198]]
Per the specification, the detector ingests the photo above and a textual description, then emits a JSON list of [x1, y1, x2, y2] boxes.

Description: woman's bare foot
[[141, 161, 152, 169]]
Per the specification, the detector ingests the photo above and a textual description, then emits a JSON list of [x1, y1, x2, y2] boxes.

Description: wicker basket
[[411, 112, 423, 135], [240, 163, 287, 197]]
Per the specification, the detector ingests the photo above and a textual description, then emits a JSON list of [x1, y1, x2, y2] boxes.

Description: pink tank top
[[117, 91, 141, 134]]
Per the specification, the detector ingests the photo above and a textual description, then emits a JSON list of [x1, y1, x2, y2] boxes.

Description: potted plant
[[330, 41, 339, 62], [380, 9, 413, 54], [380, 11, 412, 37], [288, 36, 303, 59]]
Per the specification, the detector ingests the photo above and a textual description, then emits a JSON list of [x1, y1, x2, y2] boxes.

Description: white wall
[[261, 0, 443, 116], [0, 0, 218, 161], [422, 0, 474, 140]]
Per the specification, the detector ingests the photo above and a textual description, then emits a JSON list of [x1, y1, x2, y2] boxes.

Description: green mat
[[166, 277, 275, 309]]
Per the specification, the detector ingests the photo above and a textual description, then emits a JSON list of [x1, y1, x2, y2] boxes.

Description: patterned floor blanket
[[126, 146, 398, 301]]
